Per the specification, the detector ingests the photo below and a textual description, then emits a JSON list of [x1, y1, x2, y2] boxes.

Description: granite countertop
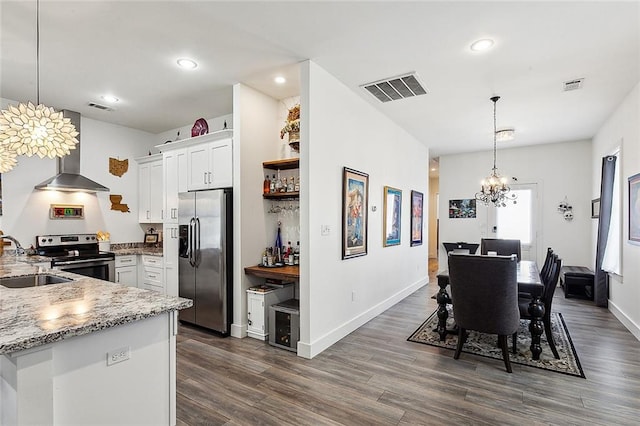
[[0, 255, 191, 355], [111, 247, 163, 256]]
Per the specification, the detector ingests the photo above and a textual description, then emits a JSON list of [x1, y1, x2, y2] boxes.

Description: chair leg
[[454, 327, 466, 360], [498, 335, 513, 373], [512, 332, 517, 354], [544, 316, 560, 359]]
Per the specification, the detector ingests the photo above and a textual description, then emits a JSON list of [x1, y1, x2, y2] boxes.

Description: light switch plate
[[321, 225, 331, 236]]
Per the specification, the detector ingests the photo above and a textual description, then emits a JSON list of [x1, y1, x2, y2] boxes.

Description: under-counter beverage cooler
[[269, 299, 300, 352]]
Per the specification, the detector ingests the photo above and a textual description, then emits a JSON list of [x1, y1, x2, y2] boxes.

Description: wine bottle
[[275, 222, 282, 263], [263, 175, 270, 195], [270, 174, 276, 193]]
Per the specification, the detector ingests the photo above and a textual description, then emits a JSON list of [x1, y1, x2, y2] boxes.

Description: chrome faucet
[[1, 235, 25, 255]]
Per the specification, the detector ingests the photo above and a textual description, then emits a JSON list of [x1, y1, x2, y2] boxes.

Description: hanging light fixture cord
[[36, 0, 40, 105], [491, 95, 499, 172]]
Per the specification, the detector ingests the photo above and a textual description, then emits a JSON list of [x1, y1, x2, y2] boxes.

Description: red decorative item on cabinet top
[[191, 118, 209, 137]]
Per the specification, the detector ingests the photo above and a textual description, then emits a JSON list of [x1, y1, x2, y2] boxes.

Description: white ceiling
[[2, 1, 638, 167]]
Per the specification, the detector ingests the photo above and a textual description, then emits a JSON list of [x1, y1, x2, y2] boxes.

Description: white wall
[[0, 98, 155, 246], [298, 61, 429, 358], [438, 140, 592, 268], [428, 176, 439, 259], [230, 83, 281, 338], [592, 83, 640, 340]]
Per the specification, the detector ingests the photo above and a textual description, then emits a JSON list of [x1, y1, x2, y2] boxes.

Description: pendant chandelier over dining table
[[0, 0, 78, 173], [475, 96, 517, 207]]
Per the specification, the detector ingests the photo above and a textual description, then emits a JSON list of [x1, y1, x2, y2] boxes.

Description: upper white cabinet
[[163, 148, 187, 223], [137, 154, 163, 223], [187, 138, 232, 191]]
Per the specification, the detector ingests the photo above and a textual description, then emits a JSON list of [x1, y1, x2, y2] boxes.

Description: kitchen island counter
[[0, 255, 192, 425], [0, 255, 190, 355]]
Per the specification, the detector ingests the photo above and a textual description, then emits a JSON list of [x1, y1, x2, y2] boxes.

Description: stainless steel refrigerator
[[178, 189, 233, 334]]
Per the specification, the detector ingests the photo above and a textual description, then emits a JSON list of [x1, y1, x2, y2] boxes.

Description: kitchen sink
[[0, 274, 74, 289]]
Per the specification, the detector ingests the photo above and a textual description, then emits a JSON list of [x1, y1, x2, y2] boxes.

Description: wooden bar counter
[[244, 264, 299, 281]]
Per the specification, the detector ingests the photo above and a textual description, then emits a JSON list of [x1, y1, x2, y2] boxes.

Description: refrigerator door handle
[[188, 217, 196, 267], [195, 216, 201, 267]]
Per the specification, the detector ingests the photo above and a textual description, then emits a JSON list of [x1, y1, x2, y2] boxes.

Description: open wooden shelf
[[262, 158, 299, 170], [263, 192, 299, 200]]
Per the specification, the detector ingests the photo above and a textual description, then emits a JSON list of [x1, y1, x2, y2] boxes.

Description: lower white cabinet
[[140, 255, 164, 293], [115, 255, 138, 287], [246, 285, 294, 340], [163, 224, 179, 297]]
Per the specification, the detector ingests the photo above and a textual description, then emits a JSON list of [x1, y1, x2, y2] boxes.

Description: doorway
[[488, 183, 539, 262]]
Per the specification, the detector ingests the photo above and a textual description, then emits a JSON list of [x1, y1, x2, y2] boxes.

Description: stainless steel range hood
[[34, 110, 109, 192]]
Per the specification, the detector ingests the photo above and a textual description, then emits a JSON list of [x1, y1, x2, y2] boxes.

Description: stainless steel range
[[36, 234, 115, 282]]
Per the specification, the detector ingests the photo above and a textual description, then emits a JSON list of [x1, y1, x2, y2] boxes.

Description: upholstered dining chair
[[514, 255, 562, 359], [480, 238, 522, 261], [448, 253, 519, 373]]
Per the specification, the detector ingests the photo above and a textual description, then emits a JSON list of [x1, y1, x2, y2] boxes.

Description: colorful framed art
[[410, 190, 424, 246], [383, 186, 402, 247], [342, 167, 369, 259]]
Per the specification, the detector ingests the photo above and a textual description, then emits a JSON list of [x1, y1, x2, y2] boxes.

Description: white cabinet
[[139, 255, 164, 293], [137, 154, 164, 223], [246, 285, 294, 340], [163, 148, 187, 224], [163, 223, 179, 297], [115, 255, 138, 287], [187, 138, 232, 191]]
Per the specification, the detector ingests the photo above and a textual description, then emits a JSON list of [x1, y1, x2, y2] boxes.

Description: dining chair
[[539, 247, 554, 284], [480, 238, 522, 261], [448, 253, 519, 373], [513, 255, 562, 359]]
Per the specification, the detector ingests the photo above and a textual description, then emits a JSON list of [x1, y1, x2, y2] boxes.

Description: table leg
[[435, 276, 453, 341], [527, 296, 545, 360]]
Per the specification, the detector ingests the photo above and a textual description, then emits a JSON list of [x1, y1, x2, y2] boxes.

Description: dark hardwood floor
[[176, 262, 640, 425]]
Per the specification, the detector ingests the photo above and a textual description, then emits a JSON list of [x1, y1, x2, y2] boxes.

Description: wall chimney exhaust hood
[[34, 110, 109, 192]]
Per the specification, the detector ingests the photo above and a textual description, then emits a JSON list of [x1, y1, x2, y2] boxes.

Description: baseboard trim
[[609, 300, 640, 342], [230, 323, 246, 339], [296, 277, 428, 359]]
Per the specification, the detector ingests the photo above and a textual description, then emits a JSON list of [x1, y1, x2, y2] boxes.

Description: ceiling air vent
[[563, 78, 584, 92], [362, 73, 427, 103], [87, 102, 115, 111]]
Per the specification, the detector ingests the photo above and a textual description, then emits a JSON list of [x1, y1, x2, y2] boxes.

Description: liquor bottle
[[294, 241, 300, 265], [287, 176, 294, 193], [263, 175, 270, 195], [275, 170, 283, 193], [270, 174, 276, 193], [294, 176, 300, 192], [274, 223, 282, 263]]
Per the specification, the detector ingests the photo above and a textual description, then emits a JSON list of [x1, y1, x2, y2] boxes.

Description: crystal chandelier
[[0, 0, 78, 170], [475, 96, 516, 207]]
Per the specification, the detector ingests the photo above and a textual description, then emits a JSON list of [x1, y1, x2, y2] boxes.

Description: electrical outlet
[[107, 346, 130, 366], [321, 225, 331, 236]]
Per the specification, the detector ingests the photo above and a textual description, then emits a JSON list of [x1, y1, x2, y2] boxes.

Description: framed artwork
[[50, 204, 84, 219], [449, 199, 476, 218], [629, 173, 640, 244], [144, 233, 159, 244], [591, 198, 600, 219], [342, 167, 369, 259], [410, 190, 424, 246], [383, 186, 402, 247]]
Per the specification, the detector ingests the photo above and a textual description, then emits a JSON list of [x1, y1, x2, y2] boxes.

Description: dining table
[[436, 260, 546, 360]]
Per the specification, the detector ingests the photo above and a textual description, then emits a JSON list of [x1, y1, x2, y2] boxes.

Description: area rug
[[408, 309, 585, 378]]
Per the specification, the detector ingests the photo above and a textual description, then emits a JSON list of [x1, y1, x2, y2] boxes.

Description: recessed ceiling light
[[431, 168, 436, 172], [470, 38, 494, 52], [274, 76, 286, 84], [177, 58, 198, 69], [101, 95, 119, 103]]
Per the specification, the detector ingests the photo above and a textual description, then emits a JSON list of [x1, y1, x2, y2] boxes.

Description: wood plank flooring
[[176, 264, 640, 425]]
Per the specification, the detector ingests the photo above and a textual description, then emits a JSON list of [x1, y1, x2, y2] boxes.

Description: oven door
[[52, 258, 115, 282]]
